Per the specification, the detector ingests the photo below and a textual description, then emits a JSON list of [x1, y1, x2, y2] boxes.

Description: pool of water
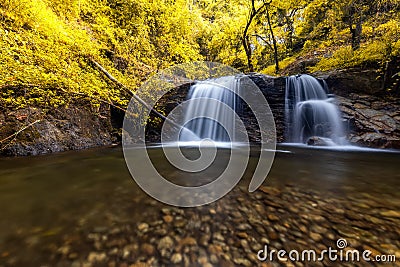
[[0, 145, 399, 266]]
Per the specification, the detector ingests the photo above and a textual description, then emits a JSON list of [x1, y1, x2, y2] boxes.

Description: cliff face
[[247, 73, 400, 148], [315, 70, 400, 149], [336, 94, 400, 148], [128, 72, 400, 149], [0, 101, 117, 156], [1, 71, 399, 157]]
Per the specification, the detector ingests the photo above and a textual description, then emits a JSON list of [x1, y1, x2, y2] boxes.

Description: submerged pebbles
[[3, 184, 400, 267]]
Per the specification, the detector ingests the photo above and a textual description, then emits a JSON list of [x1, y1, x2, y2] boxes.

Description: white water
[[285, 74, 346, 145], [179, 76, 240, 142]]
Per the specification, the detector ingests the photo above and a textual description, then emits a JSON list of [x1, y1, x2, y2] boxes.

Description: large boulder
[[315, 68, 384, 96], [336, 94, 400, 149]]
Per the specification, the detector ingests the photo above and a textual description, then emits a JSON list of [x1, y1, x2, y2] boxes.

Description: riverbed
[[0, 145, 399, 266]]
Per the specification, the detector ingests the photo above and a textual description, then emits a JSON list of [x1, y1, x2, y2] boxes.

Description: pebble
[[162, 215, 173, 223], [157, 236, 174, 250], [15, 183, 399, 267], [171, 253, 183, 263], [179, 237, 197, 247], [137, 223, 149, 233], [380, 210, 400, 218], [210, 254, 219, 264], [87, 252, 106, 262], [140, 243, 155, 256], [310, 232, 322, 242], [213, 232, 225, 241]]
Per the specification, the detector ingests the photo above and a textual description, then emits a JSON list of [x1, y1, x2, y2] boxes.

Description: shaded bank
[[0, 100, 122, 156]]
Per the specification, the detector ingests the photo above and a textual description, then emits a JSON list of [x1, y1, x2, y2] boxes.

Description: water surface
[[0, 145, 399, 266]]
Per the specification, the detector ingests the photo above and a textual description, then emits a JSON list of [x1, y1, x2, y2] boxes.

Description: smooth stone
[[157, 236, 174, 250], [140, 243, 155, 256], [213, 232, 225, 241], [179, 237, 197, 246], [163, 215, 173, 223], [137, 223, 149, 233], [171, 253, 183, 263], [210, 254, 219, 264], [236, 224, 252, 231], [87, 252, 106, 262], [380, 210, 400, 218]]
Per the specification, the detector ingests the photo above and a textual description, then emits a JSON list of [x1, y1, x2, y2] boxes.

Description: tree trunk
[[266, 6, 279, 73]]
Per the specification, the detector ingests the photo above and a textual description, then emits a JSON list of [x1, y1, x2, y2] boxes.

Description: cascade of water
[[179, 76, 240, 142], [285, 74, 346, 145]]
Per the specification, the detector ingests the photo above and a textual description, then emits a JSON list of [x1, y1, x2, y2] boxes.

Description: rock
[[233, 258, 252, 267], [213, 232, 225, 241], [0, 104, 115, 157], [306, 136, 335, 146], [267, 214, 279, 221], [316, 69, 384, 95], [237, 232, 248, 239], [179, 237, 197, 247], [171, 253, 183, 263], [157, 236, 174, 251], [309, 232, 322, 242], [137, 223, 149, 233], [236, 224, 252, 231], [380, 210, 400, 218], [210, 254, 219, 264], [140, 243, 155, 256], [162, 215, 173, 223], [208, 244, 223, 255], [87, 252, 106, 262]]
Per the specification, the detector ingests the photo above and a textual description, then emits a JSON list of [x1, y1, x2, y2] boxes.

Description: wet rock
[[162, 215, 173, 223], [213, 232, 225, 242], [140, 243, 155, 256], [309, 232, 322, 242], [158, 236, 174, 251], [236, 224, 252, 231], [87, 252, 106, 262], [380, 210, 400, 218], [137, 223, 149, 233], [306, 136, 333, 146], [171, 253, 183, 263], [233, 257, 252, 267], [179, 237, 197, 247]]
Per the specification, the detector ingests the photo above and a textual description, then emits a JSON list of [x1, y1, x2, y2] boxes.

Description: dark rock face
[[146, 72, 400, 149], [246, 74, 286, 142], [0, 101, 116, 156], [145, 75, 286, 144], [3, 70, 398, 157], [306, 136, 333, 146], [315, 69, 384, 95], [336, 94, 400, 149]]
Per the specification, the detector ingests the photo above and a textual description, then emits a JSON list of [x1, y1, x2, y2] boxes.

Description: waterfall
[[179, 76, 240, 142], [285, 74, 346, 145]]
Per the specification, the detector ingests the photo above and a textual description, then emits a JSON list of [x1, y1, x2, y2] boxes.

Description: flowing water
[[285, 74, 346, 145], [0, 146, 399, 266], [180, 76, 240, 142]]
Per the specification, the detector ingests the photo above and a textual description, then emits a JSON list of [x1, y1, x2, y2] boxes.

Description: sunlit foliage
[[0, 0, 399, 110]]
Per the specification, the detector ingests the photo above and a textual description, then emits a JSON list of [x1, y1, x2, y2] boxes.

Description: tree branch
[[0, 120, 41, 150], [89, 59, 184, 131]]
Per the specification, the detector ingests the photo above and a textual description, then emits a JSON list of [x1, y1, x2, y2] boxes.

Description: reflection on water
[[0, 145, 399, 266]]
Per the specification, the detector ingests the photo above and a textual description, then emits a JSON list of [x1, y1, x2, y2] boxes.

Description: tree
[[264, 1, 279, 73], [342, 0, 364, 50], [242, 0, 268, 72]]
